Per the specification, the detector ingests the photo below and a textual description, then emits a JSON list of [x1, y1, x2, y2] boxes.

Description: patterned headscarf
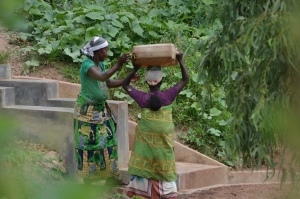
[[145, 66, 163, 86], [80, 36, 108, 57]]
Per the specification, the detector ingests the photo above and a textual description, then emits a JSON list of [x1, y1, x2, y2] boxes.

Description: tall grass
[[0, 51, 11, 64]]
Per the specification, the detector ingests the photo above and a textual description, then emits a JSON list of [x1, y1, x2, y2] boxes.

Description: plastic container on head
[[132, 43, 179, 67]]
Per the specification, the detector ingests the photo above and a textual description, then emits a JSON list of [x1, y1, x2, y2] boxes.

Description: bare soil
[[178, 183, 293, 199], [0, 27, 69, 81], [0, 27, 295, 199]]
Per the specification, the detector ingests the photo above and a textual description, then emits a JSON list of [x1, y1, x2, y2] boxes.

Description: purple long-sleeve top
[[126, 85, 179, 108]]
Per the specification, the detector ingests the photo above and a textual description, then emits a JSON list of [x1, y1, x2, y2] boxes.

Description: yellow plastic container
[[132, 43, 179, 67]]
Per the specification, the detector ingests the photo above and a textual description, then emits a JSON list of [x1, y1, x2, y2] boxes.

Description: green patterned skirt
[[73, 94, 119, 180], [128, 105, 177, 182]]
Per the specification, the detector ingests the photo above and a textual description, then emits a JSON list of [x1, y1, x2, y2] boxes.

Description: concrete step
[[0, 86, 15, 107], [47, 98, 76, 108], [176, 162, 227, 190], [119, 161, 228, 191], [0, 79, 58, 106], [4, 105, 74, 112]]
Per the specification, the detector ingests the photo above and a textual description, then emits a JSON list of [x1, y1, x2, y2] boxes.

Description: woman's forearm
[[88, 64, 121, 82], [122, 68, 138, 86], [179, 59, 189, 83], [106, 79, 123, 88]]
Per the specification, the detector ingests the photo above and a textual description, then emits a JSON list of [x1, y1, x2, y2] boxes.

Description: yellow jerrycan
[[131, 43, 179, 67]]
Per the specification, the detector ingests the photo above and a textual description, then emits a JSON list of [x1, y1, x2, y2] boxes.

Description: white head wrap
[[80, 36, 108, 57], [145, 66, 163, 86]]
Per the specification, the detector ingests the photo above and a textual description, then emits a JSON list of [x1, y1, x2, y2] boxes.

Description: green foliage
[[177, 84, 233, 164], [198, 0, 300, 170], [15, 0, 208, 65]]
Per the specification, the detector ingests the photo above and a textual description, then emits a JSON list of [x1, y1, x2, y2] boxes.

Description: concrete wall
[[106, 100, 130, 168], [0, 64, 11, 79], [0, 79, 58, 106], [2, 106, 76, 176], [227, 170, 285, 184], [12, 76, 80, 98]]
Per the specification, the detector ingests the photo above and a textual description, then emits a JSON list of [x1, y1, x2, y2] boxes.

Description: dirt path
[[178, 183, 292, 199]]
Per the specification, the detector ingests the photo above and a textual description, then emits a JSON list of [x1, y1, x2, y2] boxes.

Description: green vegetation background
[[1, 2, 300, 195]]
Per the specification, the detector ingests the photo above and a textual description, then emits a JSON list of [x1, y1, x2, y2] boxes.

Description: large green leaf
[[131, 19, 144, 37], [179, 89, 193, 98], [118, 12, 135, 19], [208, 128, 221, 136], [29, 8, 42, 16], [64, 48, 81, 60], [107, 25, 119, 37], [73, 28, 85, 36], [55, 11, 68, 21], [73, 15, 91, 25], [148, 9, 162, 18], [120, 16, 130, 23], [37, 45, 52, 54], [105, 14, 119, 20], [111, 19, 124, 28], [136, 0, 151, 5], [52, 26, 67, 34], [168, 0, 183, 6], [25, 60, 39, 67], [178, 6, 190, 13], [202, 0, 213, 5], [210, 108, 221, 117], [44, 10, 55, 22], [113, 90, 128, 98], [86, 12, 105, 20], [85, 27, 99, 38], [84, 5, 105, 12], [148, 31, 159, 38]]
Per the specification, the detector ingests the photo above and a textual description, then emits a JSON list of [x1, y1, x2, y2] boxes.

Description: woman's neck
[[149, 86, 160, 92], [91, 57, 100, 67]]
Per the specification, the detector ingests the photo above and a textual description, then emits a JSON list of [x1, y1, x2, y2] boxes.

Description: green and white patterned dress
[[73, 58, 119, 180]]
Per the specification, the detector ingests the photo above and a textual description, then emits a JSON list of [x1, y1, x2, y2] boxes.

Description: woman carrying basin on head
[[122, 50, 189, 198]]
